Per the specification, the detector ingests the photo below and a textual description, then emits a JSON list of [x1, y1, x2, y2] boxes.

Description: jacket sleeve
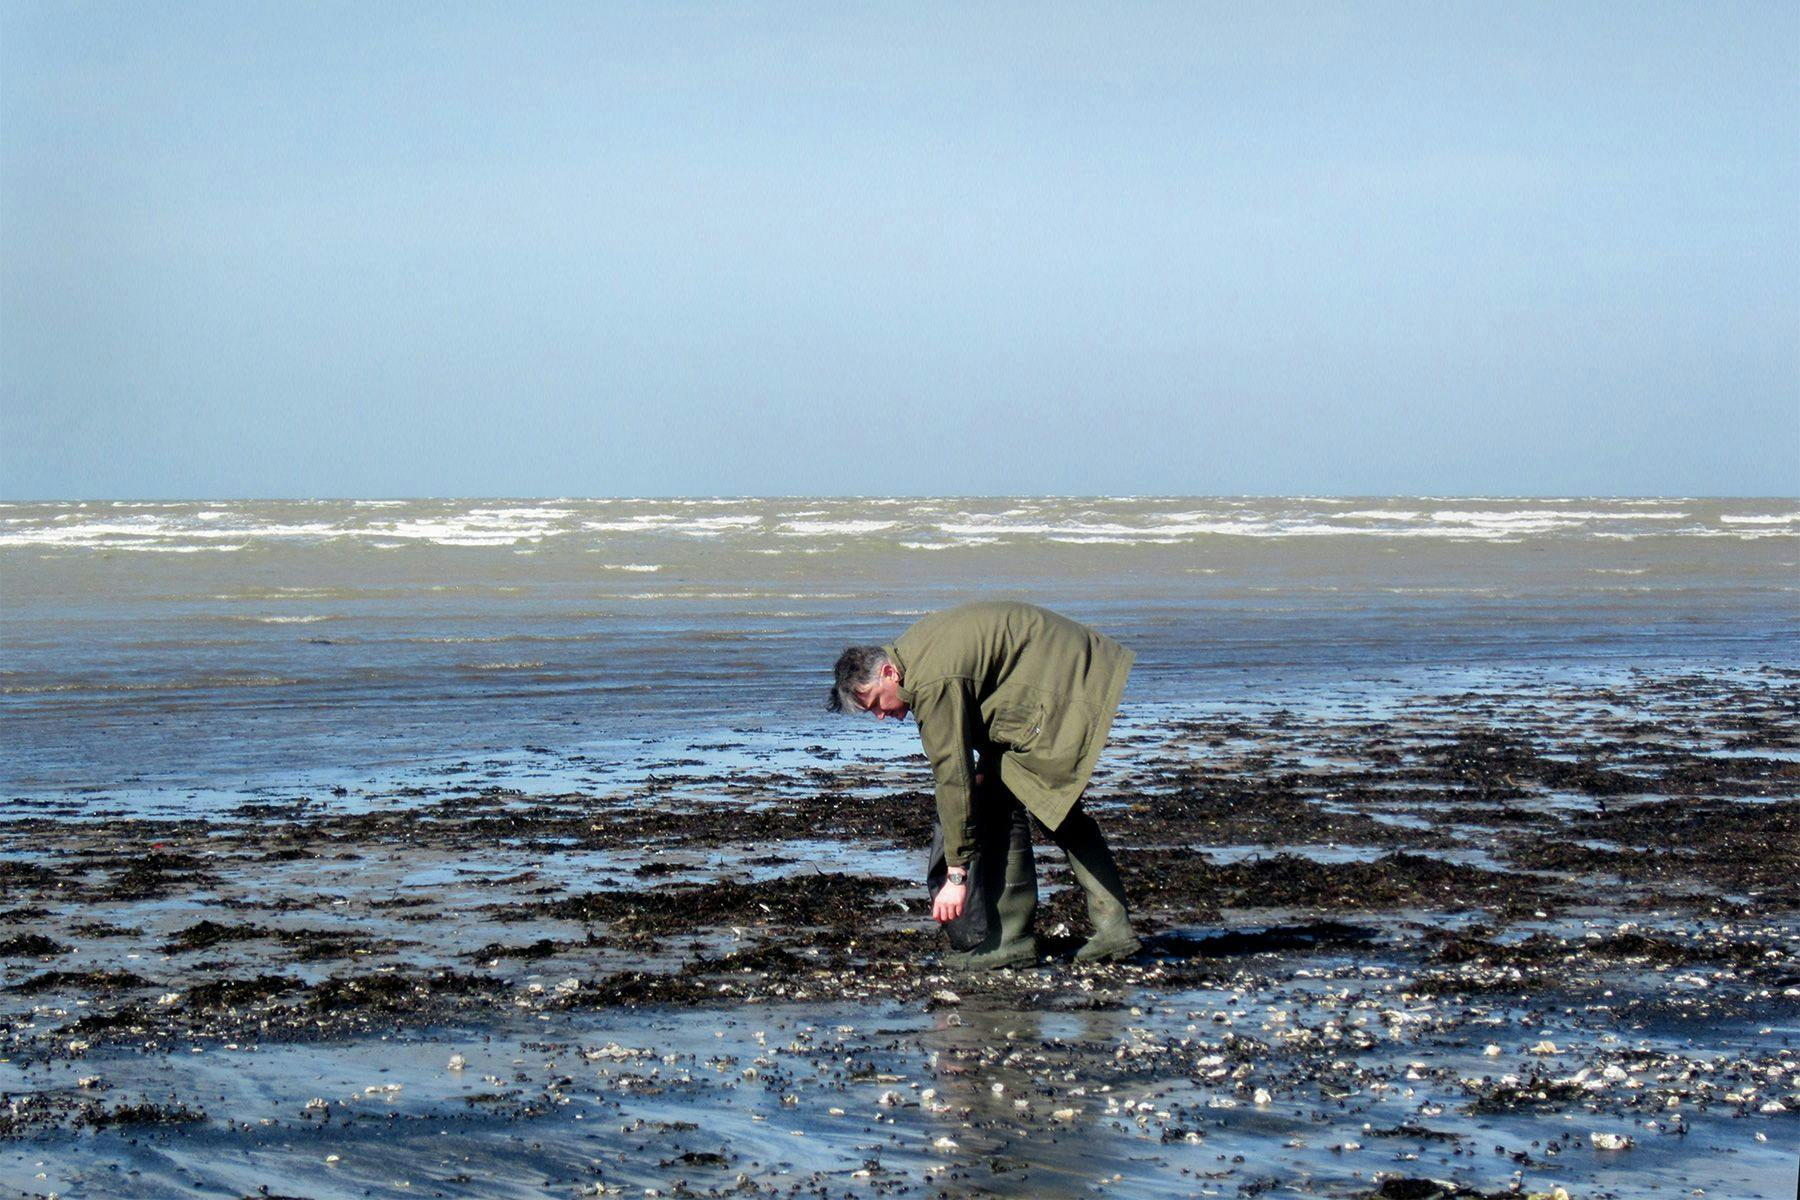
[[911, 677, 980, 867]]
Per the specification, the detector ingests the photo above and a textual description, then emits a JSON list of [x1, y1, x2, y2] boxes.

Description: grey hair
[[827, 645, 891, 713]]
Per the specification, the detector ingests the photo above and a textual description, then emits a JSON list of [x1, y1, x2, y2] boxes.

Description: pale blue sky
[[2, 3, 1795, 499]]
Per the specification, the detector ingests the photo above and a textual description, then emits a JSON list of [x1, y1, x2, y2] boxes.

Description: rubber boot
[[944, 803, 1039, 970], [1052, 806, 1142, 963]]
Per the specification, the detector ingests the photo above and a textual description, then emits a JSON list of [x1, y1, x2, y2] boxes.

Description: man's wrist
[[945, 865, 968, 885]]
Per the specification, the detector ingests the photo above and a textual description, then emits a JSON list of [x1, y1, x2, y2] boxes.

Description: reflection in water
[[918, 1001, 1145, 1198]]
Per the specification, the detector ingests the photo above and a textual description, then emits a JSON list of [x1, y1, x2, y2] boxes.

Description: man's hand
[[932, 881, 968, 923]]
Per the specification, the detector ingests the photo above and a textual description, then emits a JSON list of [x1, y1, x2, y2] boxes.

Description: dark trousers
[[928, 765, 1132, 951]]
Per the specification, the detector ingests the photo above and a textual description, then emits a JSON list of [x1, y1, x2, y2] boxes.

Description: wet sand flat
[[3, 666, 1798, 1198]]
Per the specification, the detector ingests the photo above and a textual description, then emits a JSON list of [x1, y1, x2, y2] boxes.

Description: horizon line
[[3, 492, 1797, 505]]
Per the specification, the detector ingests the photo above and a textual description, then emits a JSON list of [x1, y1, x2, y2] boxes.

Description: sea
[[2, 496, 1795, 813]]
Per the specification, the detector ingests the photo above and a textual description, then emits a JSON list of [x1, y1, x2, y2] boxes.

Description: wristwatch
[[945, 866, 968, 886]]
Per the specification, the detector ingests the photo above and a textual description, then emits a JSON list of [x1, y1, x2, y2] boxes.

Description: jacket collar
[[882, 642, 914, 703]]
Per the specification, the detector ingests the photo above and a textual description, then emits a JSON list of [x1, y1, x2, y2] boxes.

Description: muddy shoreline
[[3, 666, 1797, 1198]]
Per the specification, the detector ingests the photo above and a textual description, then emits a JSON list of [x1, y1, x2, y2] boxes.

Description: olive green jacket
[[884, 601, 1134, 867]]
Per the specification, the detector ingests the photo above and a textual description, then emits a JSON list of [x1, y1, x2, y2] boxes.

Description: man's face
[[852, 662, 909, 721]]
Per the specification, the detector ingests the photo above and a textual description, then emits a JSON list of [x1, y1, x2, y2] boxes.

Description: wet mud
[[2, 666, 1797, 1197]]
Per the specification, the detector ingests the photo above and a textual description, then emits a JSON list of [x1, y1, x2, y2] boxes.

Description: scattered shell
[[1590, 1131, 1634, 1151], [447, 1054, 467, 1071]]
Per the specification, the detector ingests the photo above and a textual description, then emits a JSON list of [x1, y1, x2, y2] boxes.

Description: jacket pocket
[[1035, 701, 1091, 775], [986, 702, 1044, 751]]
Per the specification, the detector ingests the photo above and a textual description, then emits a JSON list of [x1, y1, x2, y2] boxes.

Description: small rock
[[1590, 1131, 1634, 1151]]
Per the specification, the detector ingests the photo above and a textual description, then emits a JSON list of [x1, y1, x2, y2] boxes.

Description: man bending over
[[828, 601, 1141, 968]]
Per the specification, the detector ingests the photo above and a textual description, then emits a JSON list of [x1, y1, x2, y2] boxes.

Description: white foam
[[1254, 523, 1526, 539], [116, 543, 248, 553], [1048, 535, 1184, 545], [778, 520, 899, 536], [232, 615, 333, 624], [470, 507, 574, 520], [937, 519, 1254, 539], [0, 500, 1783, 557], [581, 515, 763, 533], [1427, 509, 1686, 523], [370, 525, 529, 546], [0, 518, 335, 547], [615, 590, 765, 600]]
